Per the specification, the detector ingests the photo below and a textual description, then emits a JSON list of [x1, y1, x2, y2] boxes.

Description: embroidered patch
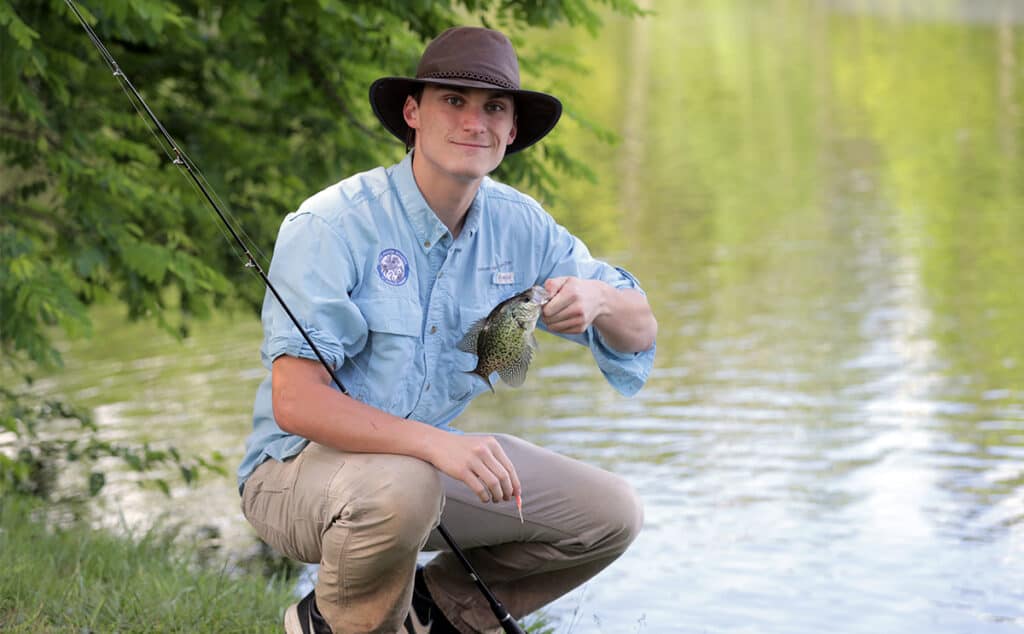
[[376, 248, 409, 286], [492, 271, 516, 285]]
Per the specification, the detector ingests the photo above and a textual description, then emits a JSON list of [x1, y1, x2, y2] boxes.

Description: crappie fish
[[457, 285, 551, 392]]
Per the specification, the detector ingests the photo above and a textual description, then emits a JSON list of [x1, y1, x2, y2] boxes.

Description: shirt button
[[424, 240, 431, 248], [430, 325, 437, 334]]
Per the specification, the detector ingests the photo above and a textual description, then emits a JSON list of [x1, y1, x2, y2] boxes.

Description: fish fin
[[457, 318, 488, 354], [529, 332, 539, 350], [498, 346, 533, 388], [465, 369, 496, 393]]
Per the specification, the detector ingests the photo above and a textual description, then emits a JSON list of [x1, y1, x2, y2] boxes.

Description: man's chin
[[419, 150, 503, 183], [449, 160, 500, 182]]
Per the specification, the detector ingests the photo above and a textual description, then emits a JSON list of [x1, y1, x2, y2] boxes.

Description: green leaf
[[0, 3, 40, 50], [120, 239, 170, 284], [0, 416, 17, 434], [88, 471, 106, 496]]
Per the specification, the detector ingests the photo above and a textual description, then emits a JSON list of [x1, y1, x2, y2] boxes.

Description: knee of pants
[[588, 476, 644, 555], [330, 457, 444, 555]]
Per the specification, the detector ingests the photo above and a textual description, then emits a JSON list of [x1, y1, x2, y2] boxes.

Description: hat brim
[[369, 77, 562, 155]]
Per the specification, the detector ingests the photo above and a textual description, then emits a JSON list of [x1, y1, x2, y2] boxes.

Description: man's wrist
[[407, 421, 446, 466]]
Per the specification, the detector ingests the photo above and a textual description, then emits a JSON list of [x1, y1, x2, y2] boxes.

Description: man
[[237, 26, 657, 634]]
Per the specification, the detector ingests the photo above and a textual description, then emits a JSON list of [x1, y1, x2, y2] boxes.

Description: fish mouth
[[529, 286, 551, 305]]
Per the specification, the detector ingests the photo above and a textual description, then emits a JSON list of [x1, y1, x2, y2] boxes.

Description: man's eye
[[486, 103, 506, 112], [445, 96, 463, 106]]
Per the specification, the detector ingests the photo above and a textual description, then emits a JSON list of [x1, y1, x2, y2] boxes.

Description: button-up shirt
[[237, 153, 655, 489]]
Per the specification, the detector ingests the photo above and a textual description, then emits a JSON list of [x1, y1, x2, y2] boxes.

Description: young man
[[237, 27, 657, 634]]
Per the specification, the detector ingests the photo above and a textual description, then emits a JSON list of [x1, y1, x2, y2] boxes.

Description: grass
[[0, 495, 562, 633], [0, 495, 295, 633]]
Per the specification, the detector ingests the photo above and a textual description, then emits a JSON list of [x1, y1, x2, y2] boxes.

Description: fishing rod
[[64, 2, 525, 633]]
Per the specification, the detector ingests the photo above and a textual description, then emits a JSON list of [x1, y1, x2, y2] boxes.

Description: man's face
[[403, 84, 518, 184]]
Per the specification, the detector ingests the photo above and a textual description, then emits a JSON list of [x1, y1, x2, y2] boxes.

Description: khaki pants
[[241, 434, 643, 634]]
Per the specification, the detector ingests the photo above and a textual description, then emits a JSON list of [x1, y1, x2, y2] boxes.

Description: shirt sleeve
[[538, 221, 655, 397], [259, 210, 368, 371]]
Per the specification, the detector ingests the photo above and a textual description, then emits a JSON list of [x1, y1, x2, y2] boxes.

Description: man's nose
[[460, 105, 486, 132]]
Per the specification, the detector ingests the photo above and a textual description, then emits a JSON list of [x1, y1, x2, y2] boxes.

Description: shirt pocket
[[352, 297, 424, 415]]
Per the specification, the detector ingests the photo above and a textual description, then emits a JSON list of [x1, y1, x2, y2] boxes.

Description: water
[[11, 1, 1024, 632]]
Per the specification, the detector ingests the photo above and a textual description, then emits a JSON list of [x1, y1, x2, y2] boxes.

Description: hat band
[[419, 70, 516, 90]]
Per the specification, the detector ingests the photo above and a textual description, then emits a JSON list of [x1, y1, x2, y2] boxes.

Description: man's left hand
[[541, 276, 607, 335]]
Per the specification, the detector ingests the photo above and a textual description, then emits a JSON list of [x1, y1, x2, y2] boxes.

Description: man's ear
[[508, 115, 518, 144], [402, 95, 420, 129]]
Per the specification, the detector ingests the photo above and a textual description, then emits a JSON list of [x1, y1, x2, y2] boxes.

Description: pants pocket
[[241, 453, 307, 561]]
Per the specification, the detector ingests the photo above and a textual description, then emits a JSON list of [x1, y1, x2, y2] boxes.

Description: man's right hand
[[427, 433, 521, 505]]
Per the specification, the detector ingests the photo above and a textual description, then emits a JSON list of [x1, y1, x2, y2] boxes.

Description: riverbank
[[0, 495, 294, 632]]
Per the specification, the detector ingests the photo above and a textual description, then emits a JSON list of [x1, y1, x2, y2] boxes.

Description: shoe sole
[[283, 602, 302, 634]]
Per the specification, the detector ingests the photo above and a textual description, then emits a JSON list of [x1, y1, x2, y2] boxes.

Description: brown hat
[[369, 27, 563, 154]]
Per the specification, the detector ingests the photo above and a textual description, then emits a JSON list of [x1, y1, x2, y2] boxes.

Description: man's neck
[[410, 153, 481, 239]]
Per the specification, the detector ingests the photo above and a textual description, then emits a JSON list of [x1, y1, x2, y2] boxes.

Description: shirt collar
[[393, 152, 450, 253]]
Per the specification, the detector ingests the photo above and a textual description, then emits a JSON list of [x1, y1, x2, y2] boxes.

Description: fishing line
[[170, 136, 271, 268], [66, 2, 268, 270], [63, 0, 336, 387], [115, 81, 255, 268], [65, 2, 525, 632]]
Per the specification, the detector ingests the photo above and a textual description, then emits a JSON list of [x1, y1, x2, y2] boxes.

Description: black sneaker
[[284, 590, 333, 634], [404, 566, 460, 633]]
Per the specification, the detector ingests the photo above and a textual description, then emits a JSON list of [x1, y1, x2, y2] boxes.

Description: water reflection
[[11, 1, 1024, 632]]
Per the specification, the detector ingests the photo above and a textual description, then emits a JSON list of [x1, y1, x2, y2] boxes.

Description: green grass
[[0, 496, 295, 633], [0, 495, 562, 633]]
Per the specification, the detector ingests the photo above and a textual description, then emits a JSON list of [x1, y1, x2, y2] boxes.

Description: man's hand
[[428, 434, 521, 504], [542, 276, 607, 335], [542, 276, 657, 353]]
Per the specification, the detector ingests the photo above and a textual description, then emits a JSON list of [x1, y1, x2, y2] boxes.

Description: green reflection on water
[[541, 0, 1024, 396]]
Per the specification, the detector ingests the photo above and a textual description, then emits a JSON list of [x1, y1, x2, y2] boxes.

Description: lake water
[[17, 1, 1024, 632]]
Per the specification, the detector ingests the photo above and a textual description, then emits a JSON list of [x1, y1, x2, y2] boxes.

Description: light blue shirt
[[237, 153, 655, 490]]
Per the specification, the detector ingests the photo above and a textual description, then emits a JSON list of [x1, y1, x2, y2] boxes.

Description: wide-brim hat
[[369, 27, 563, 155]]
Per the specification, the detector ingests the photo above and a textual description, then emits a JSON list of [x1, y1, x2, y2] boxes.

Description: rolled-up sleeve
[[259, 211, 368, 370], [539, 223, 656, 397]]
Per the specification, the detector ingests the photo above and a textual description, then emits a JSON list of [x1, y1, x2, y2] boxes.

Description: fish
[[457, 285, 551, 392]]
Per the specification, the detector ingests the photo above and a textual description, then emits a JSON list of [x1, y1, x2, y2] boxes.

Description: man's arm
[[271, 355, 521, 504], [542, 276, 657, 353]]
